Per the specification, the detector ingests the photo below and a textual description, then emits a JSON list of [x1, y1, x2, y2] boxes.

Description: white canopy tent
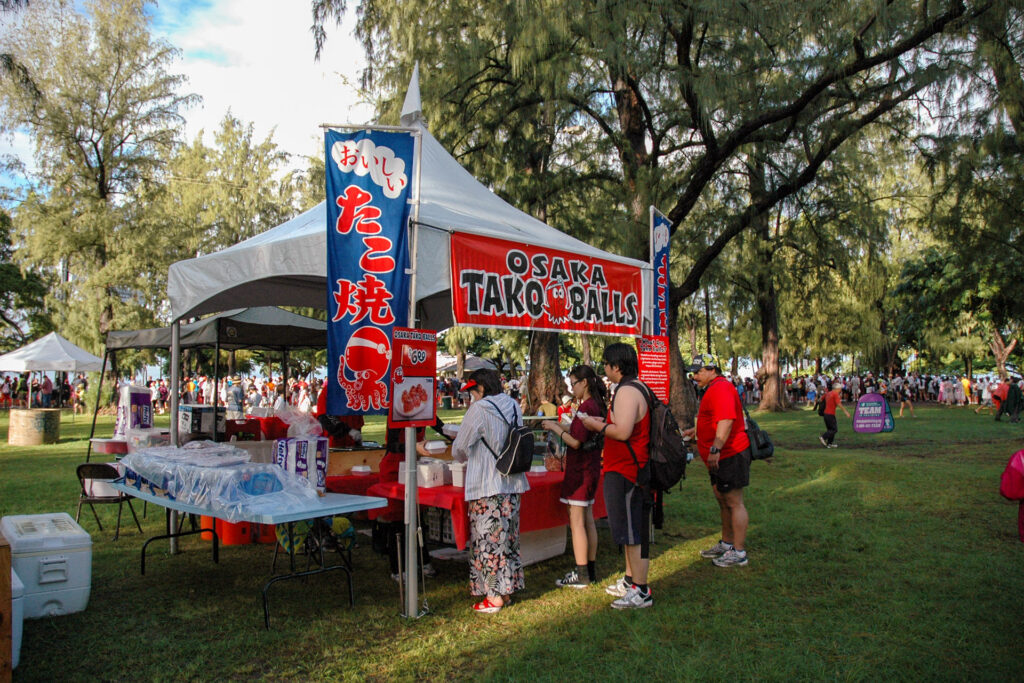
[[0, 332, 104, 373], [164, 69, 653, 617], [167, 105, 651, 326]]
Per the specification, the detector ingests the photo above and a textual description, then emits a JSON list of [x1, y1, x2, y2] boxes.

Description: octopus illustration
[[544, 281, 572, 324], [336, 326, 392, 410]]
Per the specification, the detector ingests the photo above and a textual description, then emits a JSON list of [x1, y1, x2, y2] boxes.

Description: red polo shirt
[[696, 376, 750, 462]]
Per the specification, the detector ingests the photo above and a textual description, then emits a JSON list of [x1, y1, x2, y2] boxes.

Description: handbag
[[743, 408, 774, 460]]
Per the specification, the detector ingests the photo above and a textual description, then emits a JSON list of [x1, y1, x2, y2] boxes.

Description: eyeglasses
[[571, 378, 585, 386]]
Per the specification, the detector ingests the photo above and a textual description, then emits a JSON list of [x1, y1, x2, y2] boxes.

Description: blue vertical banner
[[325, 129, 415, 415], [651, 208, 672, 336]]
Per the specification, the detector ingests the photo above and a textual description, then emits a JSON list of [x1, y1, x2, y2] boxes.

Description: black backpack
[[481, 399, 534, 476], [621, 380, 688, 491], [816, 395, 827, 416], [743, 408, 775, 460]]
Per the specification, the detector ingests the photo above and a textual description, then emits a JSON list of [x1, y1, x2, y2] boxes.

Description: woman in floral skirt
[[451, 368, 530, 613]]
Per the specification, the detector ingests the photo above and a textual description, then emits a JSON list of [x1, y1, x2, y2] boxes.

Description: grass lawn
[[2, 404, 1022, 681]]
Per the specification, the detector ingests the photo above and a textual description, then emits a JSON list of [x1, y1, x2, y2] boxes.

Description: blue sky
[[1, 0, 374, 197]]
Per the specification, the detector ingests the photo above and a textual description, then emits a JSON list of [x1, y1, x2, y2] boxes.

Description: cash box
[[1, 513, 92, 618]]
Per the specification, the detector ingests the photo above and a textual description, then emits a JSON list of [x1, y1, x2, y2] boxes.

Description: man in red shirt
[[581, 342, 653, 608], [820, 381, 851, 448], [683, 356, 752, 568]]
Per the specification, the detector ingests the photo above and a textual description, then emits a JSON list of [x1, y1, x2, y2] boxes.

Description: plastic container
[[1, 513, 92, 618], [350, 465, 372, 475], [11, 568, 23, 669], [449, 461, 466, 487], [200, 515, 217, 541], [417, 461, 445, 488], [423, 440, 447, 455], [253, 523, 278, 545], [215, 519, 252, 546]]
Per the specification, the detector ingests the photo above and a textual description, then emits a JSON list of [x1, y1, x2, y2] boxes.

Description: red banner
[[389, 327, 437, 428], [637, 335, 670, 403], [450, 233, 644, 335]]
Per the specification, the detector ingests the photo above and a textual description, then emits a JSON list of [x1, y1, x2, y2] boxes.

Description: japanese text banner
[[325, 129, 415, 415], [651, 209, 671, 337], [451, 233, 644, 336]]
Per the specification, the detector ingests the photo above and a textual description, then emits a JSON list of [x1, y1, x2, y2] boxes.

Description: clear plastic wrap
[[120, 444, 321, 522]]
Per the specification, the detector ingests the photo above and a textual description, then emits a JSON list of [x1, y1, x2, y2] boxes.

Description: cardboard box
[[1, 513, 92, 618], [178, 404, 226, 436], [114, 385, 153, 437]]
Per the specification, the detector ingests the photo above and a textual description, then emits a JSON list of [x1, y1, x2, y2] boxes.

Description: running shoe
[[819, 436, 829, 447], [605, 575, 630, 597], [610, 584, 653, 609], [712, 548, 749, 567], [827, 443, 838, 449], [555, 568, 590, 589], [699, 540, 733, 559]]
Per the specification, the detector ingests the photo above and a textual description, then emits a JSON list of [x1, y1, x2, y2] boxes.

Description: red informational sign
[[450, 233, 644, 336], [636, 335, 670, 403], [389, 327, 438, 428]]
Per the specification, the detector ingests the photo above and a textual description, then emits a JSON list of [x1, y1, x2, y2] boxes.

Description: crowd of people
[[0, 372, 89, 413]]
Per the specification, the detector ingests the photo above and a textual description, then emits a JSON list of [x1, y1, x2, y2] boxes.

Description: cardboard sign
[[636, 335, 670, 403], [389, 327, 437, 428], [853, 393, 895, 433], [325, 128, 415, 416], [450, 232, 644, 336]]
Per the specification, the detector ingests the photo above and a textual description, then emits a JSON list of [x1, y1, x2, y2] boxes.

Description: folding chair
[[76, 463, 143, 541]]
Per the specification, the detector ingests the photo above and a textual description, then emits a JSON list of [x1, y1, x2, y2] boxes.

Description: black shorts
[[603, 471, 651, 556], [709, 450, 750, 493]]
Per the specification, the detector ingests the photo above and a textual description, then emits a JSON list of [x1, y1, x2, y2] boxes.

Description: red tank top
[[602, 384, 651, 484]]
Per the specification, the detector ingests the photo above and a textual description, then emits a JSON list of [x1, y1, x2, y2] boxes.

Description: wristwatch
[[709, 446, 721, 455]]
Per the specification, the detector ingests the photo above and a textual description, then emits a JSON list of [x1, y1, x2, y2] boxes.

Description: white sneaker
[[819, 436, 828, 447], [610, 584, 652, 609], [712, 548, 749, 567], [604, 575, 630, 597], [699, 540, 733, 559], [827, 443, 838, 449]]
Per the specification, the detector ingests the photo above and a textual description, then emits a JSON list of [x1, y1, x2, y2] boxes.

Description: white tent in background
[[0, 332, 104, 373]]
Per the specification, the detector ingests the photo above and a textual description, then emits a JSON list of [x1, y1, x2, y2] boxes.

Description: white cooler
[[1, 513, 92, 618], [11, 568, 23, 669]]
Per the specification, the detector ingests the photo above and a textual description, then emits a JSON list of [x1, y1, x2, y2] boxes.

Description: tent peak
[[400, 62, 423, 127]]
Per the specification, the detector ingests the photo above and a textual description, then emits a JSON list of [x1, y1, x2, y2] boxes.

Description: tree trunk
[[748, 151, 787, 412], [456, 352, 465, 381], [965, 356, 973, 381], [815, 357, 822, 375], [581, 335, 592, 366], [667, 305, 698, 427], [527, 331, 561, 414], [687, 316, 698, 358], [991, 328, 1018, 381]]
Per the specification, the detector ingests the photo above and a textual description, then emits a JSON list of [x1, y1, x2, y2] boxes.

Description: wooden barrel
[[8, 408, 61, 446]]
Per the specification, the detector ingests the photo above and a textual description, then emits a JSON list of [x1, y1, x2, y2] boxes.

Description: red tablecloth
[[366, 471, 606, 550], [325, 473, 381, 496]]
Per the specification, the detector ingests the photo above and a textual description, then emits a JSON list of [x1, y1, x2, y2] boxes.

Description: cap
[[562, 395, 572, 404], [459, 379, 478, 392], [687, 355, 721, 373]]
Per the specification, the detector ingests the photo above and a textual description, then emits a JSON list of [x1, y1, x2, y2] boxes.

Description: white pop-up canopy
[[167, 86, 651, 327], [0, 331, 104, 373]]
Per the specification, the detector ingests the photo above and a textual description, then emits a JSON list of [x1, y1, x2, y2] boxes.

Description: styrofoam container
[[1, 513, 92, 618], [449, 461, 466, 487], [350, 465, 372, 475], [423, 440, 447, 455], [417, 461, 445, 488], [11, 568, 23, 669]]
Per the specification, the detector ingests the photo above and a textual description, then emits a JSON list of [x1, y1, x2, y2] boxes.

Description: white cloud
[[155, 0, 375, 162]]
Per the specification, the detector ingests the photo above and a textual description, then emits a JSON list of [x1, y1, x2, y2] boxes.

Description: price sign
[[389, 327, 438, 428]]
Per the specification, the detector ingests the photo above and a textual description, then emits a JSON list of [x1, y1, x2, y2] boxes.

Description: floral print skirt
[[468, 494, 524, 597]]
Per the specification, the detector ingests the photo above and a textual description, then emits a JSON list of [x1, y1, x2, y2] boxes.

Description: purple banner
[[853, 393, 895, 433], [325, 129, 415, 415], [651, 209, 671, 336]]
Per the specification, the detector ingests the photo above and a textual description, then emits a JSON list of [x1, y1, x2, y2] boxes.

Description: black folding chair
[[76, 463, 143, 541]]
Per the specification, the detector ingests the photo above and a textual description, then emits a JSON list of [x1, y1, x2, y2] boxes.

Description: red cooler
[[215, 519, 252, 545]]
